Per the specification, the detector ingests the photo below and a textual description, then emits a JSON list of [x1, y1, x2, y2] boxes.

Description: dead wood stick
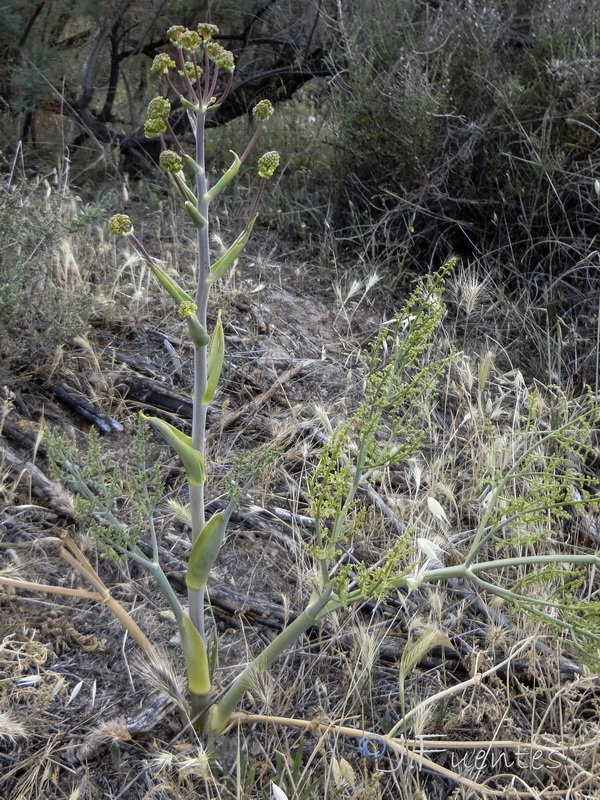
[[116, 375, 194, 419], [0, 441, 293, 633], [0, 559, 160, 666], [1, 418, 44, 453], [0, 440, 76, 517], [49, 382, 123, 433], [135, 536, 293, 629], [209, 359, 313, 434]]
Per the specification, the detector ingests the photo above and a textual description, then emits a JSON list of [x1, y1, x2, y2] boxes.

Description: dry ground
[[1, 189, 600, 800]]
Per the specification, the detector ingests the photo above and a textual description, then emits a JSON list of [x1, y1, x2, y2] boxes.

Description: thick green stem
[[188, 483, 205, 636], [189, 106, 210, 639], [210, 588, 333, 734], [190, 690, 213, 727]]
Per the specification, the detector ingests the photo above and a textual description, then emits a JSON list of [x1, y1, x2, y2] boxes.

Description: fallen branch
[[209, 359, 313, 434], [48, 382, 123, 433], [0, 440, 75, 517]]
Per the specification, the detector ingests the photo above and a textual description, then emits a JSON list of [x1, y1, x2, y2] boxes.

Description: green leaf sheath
[[187, 510, 228, 590], [148, 262, 194, 305], [206, 151, 241, 202], [180, 610, 211, 695], [185, 201, 208, 229], [208, 216, 258, 283], [186, 315, 211, 348], [141, 414, 206, 486], [204, 313, 224, 404]]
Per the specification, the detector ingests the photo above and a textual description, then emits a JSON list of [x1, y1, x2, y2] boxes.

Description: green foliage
[[334, 533, 414, 606], [301, 266, 455, 617], [561, 602, 600, 660], [45, 419, 164, 560], [308, 418, 356, 526], [472, 388, 600, 556], [308, 264, 451, 580], [453, 384, 600, 659], [229, 444, 285, 501], [513, 565, 586, 601]]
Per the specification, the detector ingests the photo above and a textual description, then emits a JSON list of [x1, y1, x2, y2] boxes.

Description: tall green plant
[[104, 23, 280, 725], [38, 256, 600, 739]]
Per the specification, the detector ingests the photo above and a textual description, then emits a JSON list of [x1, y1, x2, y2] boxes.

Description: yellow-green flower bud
[[178, 301, 198, 318], [178, 30, 201, 52], [214, 49, 235, 71], [167, 25, 185, 44], [108, 214, 133, 235], [147, 97, 171, 120], [144, 118, 167, 139], [257, 150, 280, 179], [160, 150, 183, 173], [197, 22, 219, 41], [183, 61, 202, 82], [252, 99, 273, 121], [206, 42, 224, 60], [150, 53, 176, 74]]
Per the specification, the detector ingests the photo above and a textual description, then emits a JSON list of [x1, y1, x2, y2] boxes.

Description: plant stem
[[189, 103, 210, 640], [347, 552, 600, 603], [57, 541, 159, 662], [210, 588, 333, 734], [0, 576, 99, 600], [470, 573, 600, 641], [143, 558, 186, 626], [469, 553, 600, 573]]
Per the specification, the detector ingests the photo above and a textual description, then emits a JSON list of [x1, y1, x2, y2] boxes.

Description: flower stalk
[[107, 22, 279, 729]]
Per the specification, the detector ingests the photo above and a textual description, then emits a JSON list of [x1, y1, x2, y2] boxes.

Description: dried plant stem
[[388, 638, 533, 737], [0, 576, 99, 600], [57, 534, 159, 662], [232, 713, 597, 797]]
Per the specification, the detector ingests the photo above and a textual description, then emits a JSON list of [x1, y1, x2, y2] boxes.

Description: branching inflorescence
[[105, 23, 281, 728]]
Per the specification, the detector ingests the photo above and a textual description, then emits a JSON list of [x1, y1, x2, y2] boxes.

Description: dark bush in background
[[330, 0, 600, 304]]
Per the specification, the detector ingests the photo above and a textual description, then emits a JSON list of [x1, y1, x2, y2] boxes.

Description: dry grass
[[1, 183, 600, 799]]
